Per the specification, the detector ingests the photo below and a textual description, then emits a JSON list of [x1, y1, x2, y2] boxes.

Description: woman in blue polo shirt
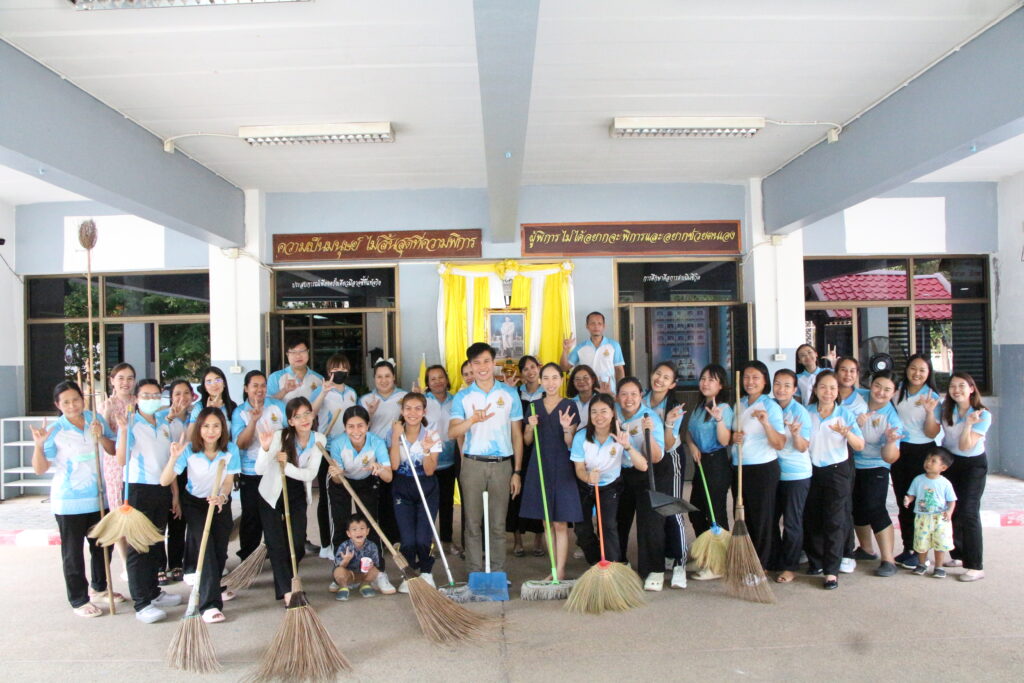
[[424, 364, 462, 556], [769, 369, 811, 584], [732, 361, 785, 571], [188, 366, 237, 439], [852, 371, 905, 577], [32, 380, 119, 618], [804, 371, 865, 590], [937, 371, 992, 582]]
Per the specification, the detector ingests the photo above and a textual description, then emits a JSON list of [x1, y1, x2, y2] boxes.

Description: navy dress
[[520, 398, 584, 523]]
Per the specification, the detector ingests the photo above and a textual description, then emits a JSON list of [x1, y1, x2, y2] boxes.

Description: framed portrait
[[486, 309, 526, 363]]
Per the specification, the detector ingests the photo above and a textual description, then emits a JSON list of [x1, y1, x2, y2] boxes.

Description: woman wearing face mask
[[892, 355, 942, 570], [230, 370, 286, 562], [567, 365, 599, 429], [521, 363, 583, 582]]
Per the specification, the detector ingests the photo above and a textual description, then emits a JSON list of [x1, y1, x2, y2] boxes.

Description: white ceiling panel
[[916, 132, 1024, 182], [0, 166, 87, 205]]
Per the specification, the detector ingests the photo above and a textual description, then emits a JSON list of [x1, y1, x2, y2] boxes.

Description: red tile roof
[[810, 270, 950, 320]]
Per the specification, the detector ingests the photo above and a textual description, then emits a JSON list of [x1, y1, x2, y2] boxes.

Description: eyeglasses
[[291, 411, 314, 420], [204, 378, 224, 385], [287, 349, 309, 356]]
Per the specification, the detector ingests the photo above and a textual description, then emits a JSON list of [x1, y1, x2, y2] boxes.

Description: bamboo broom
[[249, 460, 350, 681], [724, 370, 775, 604], [167, 459, 225, 673], [317, 444, 494, 643]]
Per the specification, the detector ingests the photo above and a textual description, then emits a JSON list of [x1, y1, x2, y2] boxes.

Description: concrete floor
[[2, 483, 1023, 681]]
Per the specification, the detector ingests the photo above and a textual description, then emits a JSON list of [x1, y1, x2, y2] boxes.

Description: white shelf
[[6, 467, 37, 474], [2, 417, 54, 500], [2, 479, 51, 488], [4, 441, 34, 448]]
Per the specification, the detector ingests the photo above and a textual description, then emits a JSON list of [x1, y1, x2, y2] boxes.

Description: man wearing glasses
[[268, 337, 325, 403]]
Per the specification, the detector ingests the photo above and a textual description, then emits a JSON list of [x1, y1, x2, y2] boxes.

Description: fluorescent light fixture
[[611, 116, 765, 139], [70, 0, 310, 9], [238, 122, 395, 146]]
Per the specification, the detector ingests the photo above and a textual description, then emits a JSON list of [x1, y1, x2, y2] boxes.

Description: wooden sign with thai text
[[520, 221, 741, 257], [273, 229, 482, 263]]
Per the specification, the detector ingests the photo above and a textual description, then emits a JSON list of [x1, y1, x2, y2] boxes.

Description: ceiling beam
[[473, 0, 540, 243], [0, 40, 243, 247], [763, 7, 1024, 234]]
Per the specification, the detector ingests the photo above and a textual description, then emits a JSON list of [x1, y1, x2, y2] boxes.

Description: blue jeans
[[392, 474, 438, 573]]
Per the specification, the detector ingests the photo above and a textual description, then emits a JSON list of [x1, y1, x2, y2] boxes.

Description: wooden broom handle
[[279, 461, 299, 577], [734, 370, 744, 507]]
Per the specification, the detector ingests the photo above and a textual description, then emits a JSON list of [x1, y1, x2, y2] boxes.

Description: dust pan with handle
[[642, 415, 697, 517], [467, 491, 509, 601]]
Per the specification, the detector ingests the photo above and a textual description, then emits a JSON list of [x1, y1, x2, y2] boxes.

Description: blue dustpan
[[467, 491, 509, 601]]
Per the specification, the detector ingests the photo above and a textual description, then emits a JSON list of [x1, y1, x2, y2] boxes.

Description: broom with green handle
[[689, 460, 731, 577], [521, 402, 575, 600]]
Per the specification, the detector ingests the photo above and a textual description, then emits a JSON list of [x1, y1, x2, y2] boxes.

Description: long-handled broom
[[398, 435, 471, 603], [689, 461, 731, 577], [223, 543, 268, 592], [318, 444, 493, 643], [78, 219, 116, 616], [724, 371, 775, 605], [565, 481, 644, 615], [250, 461, 350, 681], [89, 407, 166, 553], [167, 460, 226, 673], [522, 403, 575, 600]]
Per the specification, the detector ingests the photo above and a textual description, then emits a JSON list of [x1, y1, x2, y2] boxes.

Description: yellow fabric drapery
[[441, 271, 468, 392]]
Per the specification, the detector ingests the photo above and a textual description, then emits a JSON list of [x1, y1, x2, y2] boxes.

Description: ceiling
[[915, 131, 1024, 182], [0, 165, 87, 206], [0, 0, 1019, 194]]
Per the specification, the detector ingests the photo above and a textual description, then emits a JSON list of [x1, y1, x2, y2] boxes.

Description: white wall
[[0, 198, 24, 417]]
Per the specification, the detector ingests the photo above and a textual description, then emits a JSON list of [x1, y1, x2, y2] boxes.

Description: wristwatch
[[513, 470, 522, 476]]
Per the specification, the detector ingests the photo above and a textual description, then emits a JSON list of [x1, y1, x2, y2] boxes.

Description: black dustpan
[[643, 414, 698, 517]]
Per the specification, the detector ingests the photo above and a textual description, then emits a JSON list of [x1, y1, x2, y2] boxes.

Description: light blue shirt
[[854, 402, 904, 470], [173, 443, 241, 498], [387, 425, 442, 477], [568, 337, 625, 392], [425, 392, 457, 469], [43, 412, 115, 515], [616, 408, 665, 469], [124, 410, 173, 486], [907, 474, 957, 515], [267, 366, 325, 403], [937, 405, 991, 457], [572, 395, 593, 429], [570, 431, 622, 487], [230, 399, 287, 476], [807, 404, 863, 467], [359, 389, 408, 439], [519, 385, 544, 403], [896, 385, 942, 444], [796, 367, 824, 406], [327, 432, 390, 481], [451, 381, 523, 458], [731, 395, 783, 466], [316, 385, 358, 438], [841, 388, 869, 416], [642, 391, 684, 446], [775, 400, 812, 481], [687, 402, 733, 454], [189, 402, 232, 424]]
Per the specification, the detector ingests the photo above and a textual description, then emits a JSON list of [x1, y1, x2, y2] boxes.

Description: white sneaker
[[839, 558, 856, 574], [664, 557, 675, 571], [135, 605, 167, 624], [376, 573, 396, 595], [643, 572, 664, 591], [151, 591, 182, 608], [421, 573, 436, 588], [183, 573, 196, 586], [671, 565, 687, 589], [397, 579, 410, 594], [318, 546, 334, 560]]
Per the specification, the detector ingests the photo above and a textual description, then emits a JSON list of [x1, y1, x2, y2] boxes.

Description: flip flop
[[221, 590, 237, 602], [89, 591, 126, 604], [775, 572, 795, 584], [73, 603, 103, 618], [202, 608, 225, 623], [169, 568, 184, 582], [513, 548, 526, 557], [532, 548, 545, 557]]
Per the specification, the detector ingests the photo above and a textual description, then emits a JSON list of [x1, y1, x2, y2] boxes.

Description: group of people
[[32, 310, 992, 624]]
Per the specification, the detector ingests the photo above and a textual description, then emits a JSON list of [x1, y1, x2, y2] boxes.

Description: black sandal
[[169, 567, 184, 582], [157, 570, 168, 586]]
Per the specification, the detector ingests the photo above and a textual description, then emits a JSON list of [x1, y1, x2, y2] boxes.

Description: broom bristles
[[725, 518, 776, 604], [520, 579, 575, 601], [407, 576, 495, 643], [247, 590, 351, 681], [167, 615, 220, 673], [223, 543, 268, 591], [565, 562, 645, 615], [88, 505, 165, 553], [78, 219, 97, 250], [691, 526, 732, 576]]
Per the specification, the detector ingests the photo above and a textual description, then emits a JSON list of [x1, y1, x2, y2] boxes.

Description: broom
[[79, 219, 116, 616], [565, 480, 644, 615], [223, 543, 268, 592], [724, 371, 775, 605], [521, 403, 575, 600], [167, 459, 225, 673], [689, 460, 731, 577], [398, 435, 472, 603], [318, 444, 493, 643], [89, 407, 166, 553], [249, 461, 350, 681]]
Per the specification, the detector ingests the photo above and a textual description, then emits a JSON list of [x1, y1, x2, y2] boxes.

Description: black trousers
[[436, 462, 460, 544], [182, 491, 232, 613], [616, 457, 678, 575], [165, 470, 192, 572], [236, 473, 264, 560], [326, 475, 385, 569], [662, 448, 686, 563], [55, 510, 108, 609], [126, 483, 171, 611], [769, 478, 810, 572], [853, 467, 892, 533], [732, 459, 780, 570], [892, 441, 931, 552], [946, 453, 987, 570], [258, 479, 307, 600], [313, 457, 331, 548], [804, 459, 854, 576], [378, 480, 399, 545], [688, 448, 731, 536], [575, 478, 622, 565]]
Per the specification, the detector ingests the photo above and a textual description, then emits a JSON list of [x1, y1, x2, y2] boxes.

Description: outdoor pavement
[[1, 477, 1022, 681]]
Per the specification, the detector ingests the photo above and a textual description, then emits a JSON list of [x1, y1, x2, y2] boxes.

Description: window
[[804, 257, 990, 392]]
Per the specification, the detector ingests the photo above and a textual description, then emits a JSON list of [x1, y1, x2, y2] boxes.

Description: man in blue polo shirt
[[449, 342, 524, 574], [560, 311, 626, 393]]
